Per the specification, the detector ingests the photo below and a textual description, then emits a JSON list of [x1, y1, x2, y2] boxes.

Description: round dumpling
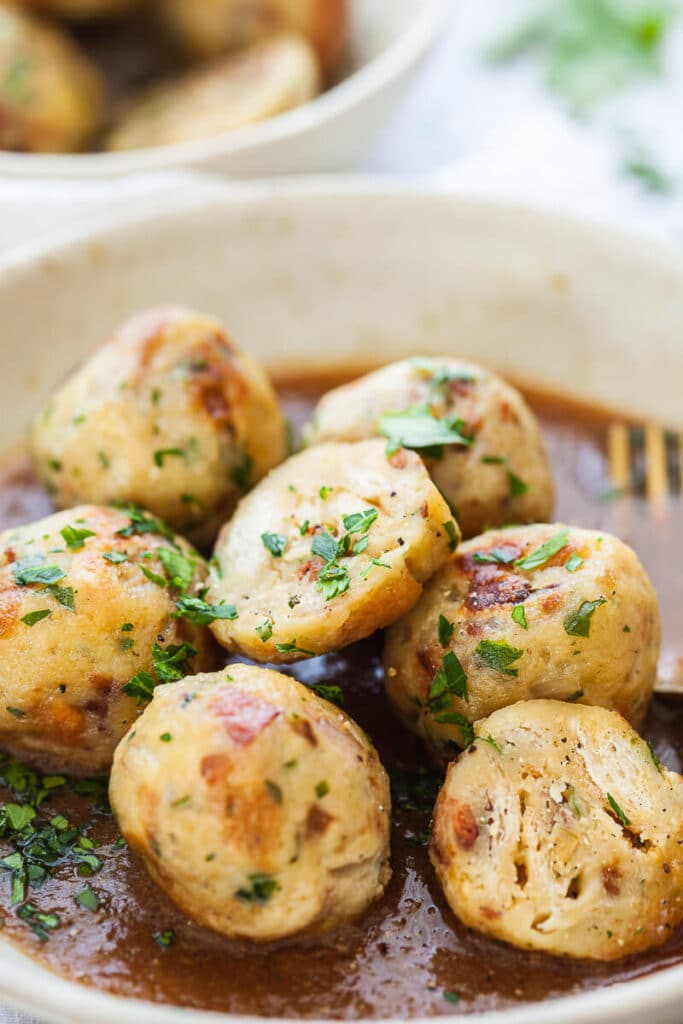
[[158, 0, 347, 77], [0, 4, 103, 153], [110, 664, 391, 940], [106, 33, 320, 151], [431, 700, 683, 960], [306, 358, 554, 539], [0, 504, 217, 774], [30, 307, 288, 545], [15, 0, 139, 19], [207, 439, 459, 662], [384, 524, 659, 761]]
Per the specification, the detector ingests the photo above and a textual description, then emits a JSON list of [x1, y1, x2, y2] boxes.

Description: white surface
[[1, 185, 683, 1023], [0, 0, 446, 180]]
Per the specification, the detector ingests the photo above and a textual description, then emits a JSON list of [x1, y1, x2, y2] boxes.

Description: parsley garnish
[[75, 887, 99, 911], [379, 407, 473, 457], [444, 520, 459, 552], [265, 780, 282, 803], [6, 707, 25, 719], [12, 559, 65, 587], [317, 561, 350, 600], [153, 448, 185, 468], [476, 639, 524, 676], [472, 546, 517, 565], [511, 605, 528, 629], [60, 526, 96, 550], [116, 504, 174, 542], [311, 530, 339, 563], [152, 643, 197, 683], [508, 470, 529, 497], [429, 651, 468, 708], [433, 711, 474, 747], [607, 793, 631, 827], [175, 596, 238, 625], [438, 614, 454, 647], [342, 509, 378, 534], [256, 618, 273, 642], [315, 780, 330, 798], [565, 552, 584, 573], [515, 528, 569, 571], [319, 486, 334, 500], [21, 610, 51, 627], [275, 641, 314, 657], [235, 874, 280, 903], [154, 928, 176, 948], [158, 548, 195, 592], [103, 551, 127, 564], [476, 734, 501, 753], [261, 533, 288, 558], [50, 586, 75, 611], [310, 684, 345, 708], [564, 597, 607, 637], [122, 671, 156, 703]]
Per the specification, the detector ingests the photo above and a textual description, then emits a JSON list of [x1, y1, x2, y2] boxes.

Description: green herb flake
[[75, 887, 99, 911], [315, 780, 330, 798], [256, 618, 273, 642], [379, 408, 473, 456], [152, 642, 197, 684], [265, 780, 283, 804], [6, 707, 26, 719], [235, 874, 280, 904], [158, 548, 195, 592], [103, 551, 128, 564], [154, 928, 176, 948], [261, 532, 288, 558], [438, 614, 455, 647], [476, 734, 501, 753], [60, 525, 96, 550], [515, 528, 569, 571], [444, 520, 459, 553], [565, 689, 584, 702], [472, 546, 517, 566], [648, 743, 664, 775], [121, 623, 134, 632], [342, 508, 378, 534], [429, 650, 468, 706], [443, 992, 461, 1005], [12, 560, 66, 587], [154, 448, 185, 468], [434, 712, 474, 747], [175, 596, 238, 625], [511, 605, 528, 630], [607, 793, 631, 827], [123, 671, 156, 704], [565, 553, 584, 573], [564, 597, 607, 638], [116, 504, 174, 542], [507, 470, 529, 497], [274, 641, 315, 657], [21, 609, 51, 627], [476, 639, 524, 677], [310, 684, 345, 708], [317, 561, 350, 601], [159, 733, 172, 743], [319, 486, 334, 500]]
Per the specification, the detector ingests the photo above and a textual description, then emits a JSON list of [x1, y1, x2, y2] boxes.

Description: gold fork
[[608, 422, 681, 693]]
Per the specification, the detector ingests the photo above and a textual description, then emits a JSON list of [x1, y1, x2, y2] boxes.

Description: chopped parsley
[[311, 530, 340, 563], [6, 707, 25, 719], [21, 610, 51, 627], [75, 887, 99, 911], [443, 992, 461, 1005], [438, 614, 454, 647], [235, 874, 280, 903], [507, 470, 529, 497], [158, 548, 195, 592], [564, 597, 607, 637], [310, 684, 345, 708], [265, 780, 283, 804], [256, 618, 273, 643], [16, 904, 61, 942], [511, 605, 528, 629], [607, 793, 631, 827], [49, 586, 75, 611], [648, 742, 664, 774], [434, 712, 474, 747], [379, 408, 473, 457], [153, 448, 185, 468], [317, 561, 350, 601], [159, 733, 172, 743], [476, 639, 524, 676], [261, 533, 288, 558], [116, 504, 174, 543], [319, 486, 334, 500], [429, 651, 468, 709], [315, 780, 330, 798], [175, 596, 238, 625], [274, 641, 314, 657], [444, 520, 459, 552], [472, 546, 517, 566], [152, 642, 197, 683], [60, 526, 95, 550], [103, 551, 127, 564], [154, 929, 176, 948], [360, 558, 391, 579], [12, 559, 66, 587], [515, 528, 569, 571], [476, 734, 501, 753], [342, 509, 378, 534], [565, 553, 584, 573]]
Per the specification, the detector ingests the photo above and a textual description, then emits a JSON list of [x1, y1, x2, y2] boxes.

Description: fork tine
[[607, 423, 630, 491], [644, 422, 669, 501]]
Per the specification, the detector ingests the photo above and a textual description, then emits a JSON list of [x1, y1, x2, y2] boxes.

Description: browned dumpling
[[158, 0, 347, 77], [0, 3, 103, 153], [207, 440, 459, 663], [30, 307, 288, 545], [0, 504, 218, 775], [106, 33, 320, 151], [384, 524, 659, 761], [110, 664, 391, 941], [306, 358, 555, 539], [431, 700, 683, 960]]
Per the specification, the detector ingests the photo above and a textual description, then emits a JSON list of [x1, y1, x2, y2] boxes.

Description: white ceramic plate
[[0, 182, 683, 1024], [0, 0, 447, 180]]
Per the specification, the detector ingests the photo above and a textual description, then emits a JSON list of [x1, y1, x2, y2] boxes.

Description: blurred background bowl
[[0, 0, 448, 179]]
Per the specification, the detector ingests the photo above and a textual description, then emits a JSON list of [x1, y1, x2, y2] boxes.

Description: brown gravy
[[0, 373, 682, 1019]]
